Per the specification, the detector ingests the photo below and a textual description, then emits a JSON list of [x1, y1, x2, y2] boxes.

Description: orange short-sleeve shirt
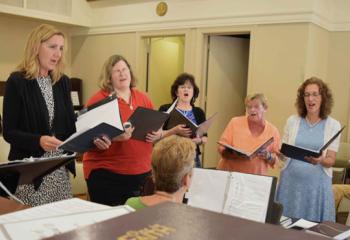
[[217, 116, 281, 175]]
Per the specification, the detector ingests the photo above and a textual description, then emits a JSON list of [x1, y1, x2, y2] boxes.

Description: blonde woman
[[217, 93, 281, 175], [2, 24, 76, 206], [125, 135, 196, 209]]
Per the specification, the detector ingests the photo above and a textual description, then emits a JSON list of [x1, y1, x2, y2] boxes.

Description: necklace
[[116, 91, 133, 110], [305, 117, 321, 128], [129, 94, 133, 110]]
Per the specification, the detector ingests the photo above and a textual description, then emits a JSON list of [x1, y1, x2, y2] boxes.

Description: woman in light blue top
[[277, 77, 341, 222]]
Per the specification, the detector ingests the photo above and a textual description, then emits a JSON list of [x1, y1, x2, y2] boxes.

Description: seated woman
[[125, 135, 196, 210]]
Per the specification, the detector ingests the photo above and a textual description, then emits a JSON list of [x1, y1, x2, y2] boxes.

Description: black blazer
[[2, 71, 76, 173]]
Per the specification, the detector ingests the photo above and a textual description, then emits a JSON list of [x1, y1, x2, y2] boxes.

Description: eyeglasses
[[303, 92, 321, 98]]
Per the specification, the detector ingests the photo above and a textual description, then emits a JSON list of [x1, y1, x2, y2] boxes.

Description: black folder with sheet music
[[59, 94, 124, 153], [218, 137, 274, 159], [128, 107, 169, 141], [0, 154, 76, 196], [166, 109, 218, 138], [280, 126, 345, 162]]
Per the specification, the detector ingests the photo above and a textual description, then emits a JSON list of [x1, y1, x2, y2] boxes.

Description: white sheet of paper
[[222, 172, 272, 223], [187, 168, 229, 212], [71, 91, 80, 106], [0, 198, 109, 224], [334, 229, 350, 240], [76, 98, 122, 132], [165, 98, 178, 114], [2, 206, 133, 240], [285, 218, 318, 229]]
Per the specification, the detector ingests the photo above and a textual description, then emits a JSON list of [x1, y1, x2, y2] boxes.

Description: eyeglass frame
[[303, 92, 321, 98]]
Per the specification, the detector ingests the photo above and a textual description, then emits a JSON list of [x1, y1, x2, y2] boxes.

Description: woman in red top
[[83, 55, 161, 206]]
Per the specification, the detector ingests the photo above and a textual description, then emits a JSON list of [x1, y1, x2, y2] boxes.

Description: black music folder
[[280, 126, 345, 162], [0, 154, 76, 196], [59, 94, 124, 153], [218, 137, 274, 159], [128, 107, 169, 141], [166, 109, 218, 138]]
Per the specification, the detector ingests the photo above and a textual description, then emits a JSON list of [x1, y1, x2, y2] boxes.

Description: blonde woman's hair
[[245, 93, 268, 109], [17, 24, 66, 83], [152, 135, 196, 193], [98, 54, 136, 92]]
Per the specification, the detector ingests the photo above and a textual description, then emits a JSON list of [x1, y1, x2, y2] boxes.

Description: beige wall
[[0, 14, 72, 82], [248, 23, 309, 132], [328, 31, 350, 141], [71, 33, 137, 104]]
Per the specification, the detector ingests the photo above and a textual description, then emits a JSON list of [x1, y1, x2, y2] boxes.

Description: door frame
[[136, 29, 192, 93], [197, 29, 253, 167]]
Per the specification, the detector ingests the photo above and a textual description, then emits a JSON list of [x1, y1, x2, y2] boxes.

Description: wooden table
[[0, 197, 29, 215]]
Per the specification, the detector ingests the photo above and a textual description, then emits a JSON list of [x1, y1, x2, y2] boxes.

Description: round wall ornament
[[156, 2, 168, 16]]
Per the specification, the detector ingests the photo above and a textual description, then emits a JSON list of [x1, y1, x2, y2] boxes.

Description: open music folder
[[165, 109, 218, 138], [0, 154, 76, 195], [186, 168, 278, 223], [127, 107, 169, 141], [59, 94, 124, 153], [218, 137, 274, 159], [280, 126, 345, 162]]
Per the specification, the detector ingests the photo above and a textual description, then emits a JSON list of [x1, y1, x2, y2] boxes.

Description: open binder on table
[[127, 107, 169, 141], [164, 101, 218, 138], [59, 94, 124, 153], [186, 168, 281, 224], [280, 126, 345, 162], [218, 137, 274, 159], [0, 154, 76, 196]]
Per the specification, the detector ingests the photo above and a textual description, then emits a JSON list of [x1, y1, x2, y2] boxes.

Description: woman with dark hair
[[83, 54, 161, 206], [159, 73, 206, 167], [277, 77, 341, 222]]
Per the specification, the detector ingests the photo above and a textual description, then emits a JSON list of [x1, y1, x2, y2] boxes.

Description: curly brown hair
[[295, 77, 333, 119]]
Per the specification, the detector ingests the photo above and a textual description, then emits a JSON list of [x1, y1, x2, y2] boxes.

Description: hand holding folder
[[127, 107, 169, 141], [218, 137, 274, 159], [59, 94, 125, 153], [166, 109, 218, 138], [280, 126, 345, 163]]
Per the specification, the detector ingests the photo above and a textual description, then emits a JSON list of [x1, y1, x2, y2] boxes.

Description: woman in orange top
[[217, 93, 281, 175]]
